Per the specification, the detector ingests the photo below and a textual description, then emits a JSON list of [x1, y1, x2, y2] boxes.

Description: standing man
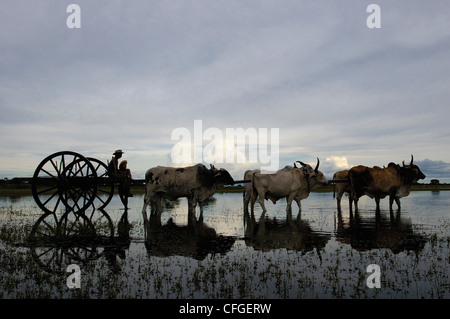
[[108, 149, 124, 176]]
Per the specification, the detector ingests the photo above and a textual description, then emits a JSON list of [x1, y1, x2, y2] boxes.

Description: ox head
[[209, 164, 235, 186], [296, 160, 314, 174], [401, 155, 426, 184], [298, 158, 328, 189]]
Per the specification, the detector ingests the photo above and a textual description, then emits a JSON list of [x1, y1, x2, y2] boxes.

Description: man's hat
[[113, 149, 124, 155]]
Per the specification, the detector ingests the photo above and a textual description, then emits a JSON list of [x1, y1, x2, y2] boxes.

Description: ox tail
[[347, 169, 352, 195], [144, 169, 152, 197], [332, 173, 337, 199], [250, 171, 258, 212], [251, 171, 256, 198], [347, 169, 359, 200]]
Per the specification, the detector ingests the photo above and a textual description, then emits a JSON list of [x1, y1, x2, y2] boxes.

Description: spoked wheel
[[86, 157, 115, 210], [28, 211, 98, 274], [28, 211, 96, 243], [31, 151, 98, 215]]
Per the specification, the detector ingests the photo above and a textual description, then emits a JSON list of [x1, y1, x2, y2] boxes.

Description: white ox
[[250, 158, 328, 215], [243, 161, 316, 214], [141, 164, 234, 224]]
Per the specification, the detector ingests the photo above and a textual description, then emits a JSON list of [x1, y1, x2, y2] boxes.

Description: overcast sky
[[1, 0, 449, 181]]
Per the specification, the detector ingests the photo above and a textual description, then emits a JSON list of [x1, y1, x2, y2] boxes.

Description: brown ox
[[332, 169, 349, 212], [348, 156, 425, 213]]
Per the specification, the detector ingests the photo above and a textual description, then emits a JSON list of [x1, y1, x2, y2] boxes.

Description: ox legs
[[151, 194, 163, 220], [257, 195, 267, 214], [250, 188, 267, 215], [197, 202, 204, 222], [295, 199, 302, 219], [187, 196, 198, 226], [389, 196, 401, 213], [285, 194, 300, 216], [142, 192, 162, 227], [336, 193, 343, 213], [243, 190, 252, 215], [375, 197, 381, 212], [142, 195, 150, 225], [349, 197, 359, 214]]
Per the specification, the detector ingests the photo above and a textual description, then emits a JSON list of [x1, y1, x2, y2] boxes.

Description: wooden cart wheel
[[86, 157, 115, 210], [65, 157, 115, 238], [31, 151, 98, 215]]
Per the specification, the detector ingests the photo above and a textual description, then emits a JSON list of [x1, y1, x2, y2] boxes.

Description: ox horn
[[410, 154, 414, 165], [314, 157, 320, 172], [296, 161, 307, 167]]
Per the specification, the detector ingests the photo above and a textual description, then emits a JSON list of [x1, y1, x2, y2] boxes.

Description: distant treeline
[[1, 177, 449, 196]]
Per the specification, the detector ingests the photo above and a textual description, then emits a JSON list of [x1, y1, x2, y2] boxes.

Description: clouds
[[326, 156, 350, 171], [416, 159, 450, 181], [1, 1, 450, 180]]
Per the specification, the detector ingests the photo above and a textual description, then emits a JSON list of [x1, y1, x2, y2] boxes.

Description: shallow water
[[0, 191, 448, 299]]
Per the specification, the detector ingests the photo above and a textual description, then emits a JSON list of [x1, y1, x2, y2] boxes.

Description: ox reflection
[[244, 211, 330, 253], [144, 208, 235, 261], [142, 164, 234, 226], [336, 210, 426, 254]]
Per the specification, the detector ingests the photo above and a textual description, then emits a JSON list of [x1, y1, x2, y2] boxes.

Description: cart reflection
[[27, 209, 131, 274]]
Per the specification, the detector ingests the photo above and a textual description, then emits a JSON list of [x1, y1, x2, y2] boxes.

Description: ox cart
[[27, 151, 134, 273], [29, 151, 124, 242]]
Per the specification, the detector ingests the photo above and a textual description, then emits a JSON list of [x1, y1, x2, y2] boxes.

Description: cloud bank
[[1, 1, 450, 182]]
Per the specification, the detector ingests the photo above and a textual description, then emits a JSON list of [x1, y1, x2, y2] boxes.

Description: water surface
[[0, 191, 448, 298]]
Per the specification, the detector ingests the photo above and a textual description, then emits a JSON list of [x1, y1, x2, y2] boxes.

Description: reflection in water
[[25, 192, 430, 276], [244, 211, 331, 253], [27, 209, 131, 274], [3, 192, 448, 298], [144, 208, 235, 260], [336, 210, 427, 254]]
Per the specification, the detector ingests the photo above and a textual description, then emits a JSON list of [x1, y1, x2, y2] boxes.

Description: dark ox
[[333, 167, 385, 212], [250, 158, 328, 215], [348, 156, 426, 213], [141, 164, 234, 224]]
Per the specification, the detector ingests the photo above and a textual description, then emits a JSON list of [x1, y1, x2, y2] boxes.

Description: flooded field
[[0, 191, 448, 299]]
